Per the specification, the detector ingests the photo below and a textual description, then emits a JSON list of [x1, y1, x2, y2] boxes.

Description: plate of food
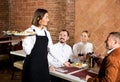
[[71, 62, 87, 68], [3, 31, 36, 36], [3, 30, 15, 35], [13, 31, 37, 36]]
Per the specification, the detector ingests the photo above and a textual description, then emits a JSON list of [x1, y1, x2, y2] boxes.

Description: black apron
[[22, 31, 50, 82]]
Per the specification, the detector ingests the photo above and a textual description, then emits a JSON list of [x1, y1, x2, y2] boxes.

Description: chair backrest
[[12, 41, 22, 51], [0, 36, 12, 62], [0, 36, 12, 54], [11, 41, 24, 64], [0, 36, 11, 40]]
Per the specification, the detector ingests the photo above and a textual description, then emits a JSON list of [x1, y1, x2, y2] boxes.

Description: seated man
[[86, 32, 120, 82], [48, 29, 73, 82], [48, 29, 73, 70]]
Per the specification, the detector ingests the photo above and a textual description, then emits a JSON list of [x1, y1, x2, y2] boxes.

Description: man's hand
[[64, 61, 72, 67], [49, 65, 55, 72], [86, 75, 92, 81]]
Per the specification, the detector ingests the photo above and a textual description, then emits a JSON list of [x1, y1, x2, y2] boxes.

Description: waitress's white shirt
[[22, 25, 53, 55]]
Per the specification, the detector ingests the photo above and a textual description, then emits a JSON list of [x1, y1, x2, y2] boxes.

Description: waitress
[[22, 8, 53, 82]]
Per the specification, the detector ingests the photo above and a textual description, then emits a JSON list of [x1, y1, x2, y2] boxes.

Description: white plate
[[4, 31, 36, 36], [72, 63, 87, 68], [13, 32, 36, 36]]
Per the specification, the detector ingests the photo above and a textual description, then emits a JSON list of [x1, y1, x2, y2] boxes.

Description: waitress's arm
[[22, 36, 36, 55], [45, 30, 53, 52]]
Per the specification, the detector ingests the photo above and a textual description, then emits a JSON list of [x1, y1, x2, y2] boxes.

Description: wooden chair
[[11, 60, 23, 80], [0, 36, 12, 67], [13, 60, 23, 70], [11, 41, 24, 80]]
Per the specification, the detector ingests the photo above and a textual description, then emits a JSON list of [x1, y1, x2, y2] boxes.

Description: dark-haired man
[[48, 29, 73, 82]]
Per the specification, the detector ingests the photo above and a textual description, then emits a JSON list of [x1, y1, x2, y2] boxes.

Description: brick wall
[[65, 0, 75, 46], [1, 0, 120, 55], [0, 0, 9, 35], [8, 0, 75, 45]]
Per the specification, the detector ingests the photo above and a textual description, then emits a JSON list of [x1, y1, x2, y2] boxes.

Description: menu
[[71, 69, 98, 80], [55, 67, 80, 74]]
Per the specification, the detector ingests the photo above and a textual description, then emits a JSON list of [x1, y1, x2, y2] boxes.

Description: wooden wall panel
[[75, 0, 120, 55]]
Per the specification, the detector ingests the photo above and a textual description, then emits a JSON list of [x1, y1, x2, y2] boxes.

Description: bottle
[[87, 52, 94, 68]]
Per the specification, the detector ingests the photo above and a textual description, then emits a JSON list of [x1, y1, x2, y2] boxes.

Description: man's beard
[[59, 38, 65, 43], [60, 41, 64, 43]]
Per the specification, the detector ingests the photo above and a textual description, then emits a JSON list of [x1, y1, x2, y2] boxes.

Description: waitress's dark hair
[[31, 8, 48, 27]]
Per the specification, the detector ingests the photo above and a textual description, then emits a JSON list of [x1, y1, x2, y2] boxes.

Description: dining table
[[0, 39, 20, 45], [10, 50, 99, 82]]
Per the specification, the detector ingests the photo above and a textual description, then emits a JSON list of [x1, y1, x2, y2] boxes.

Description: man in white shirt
[[48, 29, 73, 71], [48, 29, 73, 82]]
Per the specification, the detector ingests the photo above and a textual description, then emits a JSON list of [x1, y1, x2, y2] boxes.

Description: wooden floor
[[0, 64, 22, 82]]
